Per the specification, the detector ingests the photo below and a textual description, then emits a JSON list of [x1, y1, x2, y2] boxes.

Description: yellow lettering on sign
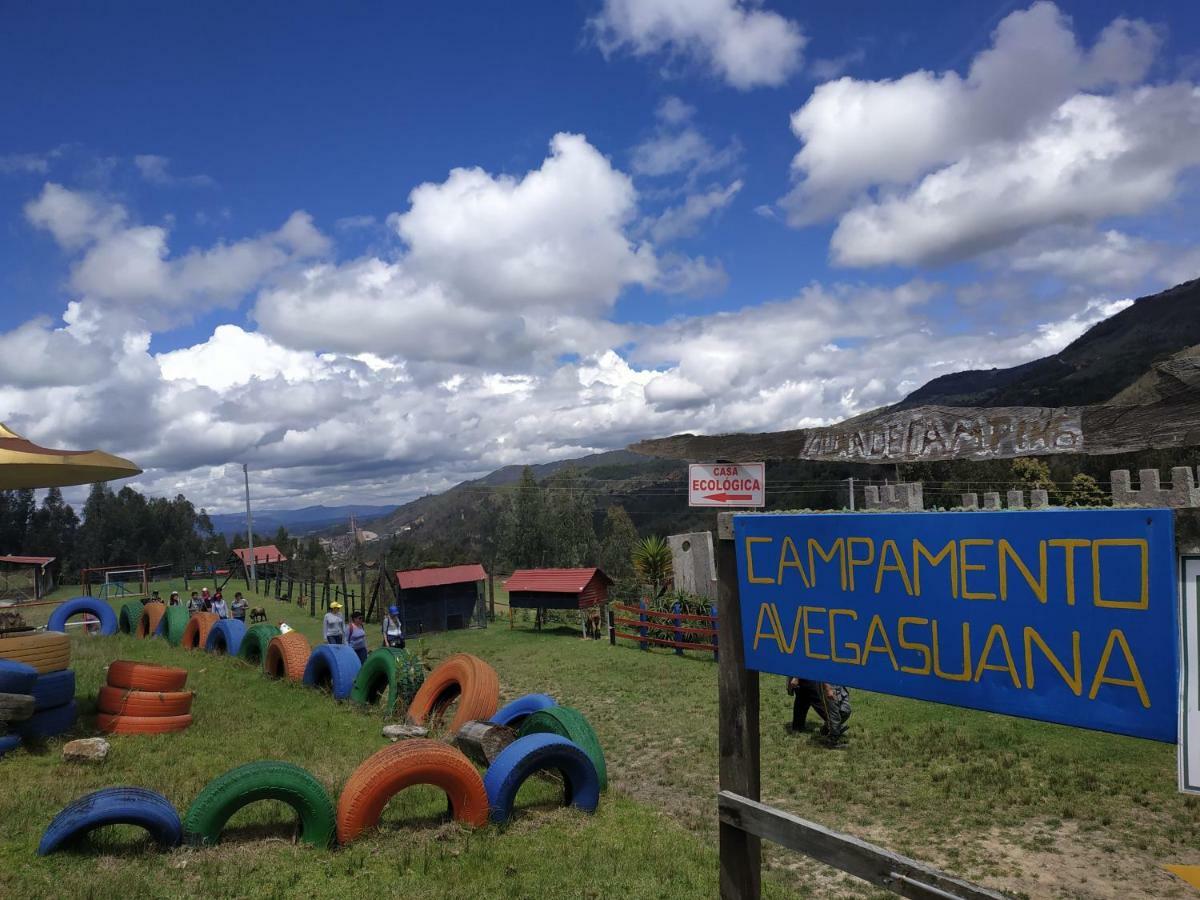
[[847, 537, 875, 591], [862, 614, 899, 671], [802, 606, 830, 660], [1049, 539, 1090, 605], [912, 539, 957, 598], [959, 539, 996, 600], [999, 539, 1047, 603], [776, 536, 812, 589], [808, 538, 847, 591], [752, 602, 780, 652], [897, 616, 931, 675], [1089, 629, 1150, 708], [874, 539, 914, 596], [829, 609, 861, 664], [1091, 539, 1149, 610], [973, 623, 1020, 688], [1024, 627, 1081, 696], [932, 620, 972, 681], [744, 537, 776, 585]]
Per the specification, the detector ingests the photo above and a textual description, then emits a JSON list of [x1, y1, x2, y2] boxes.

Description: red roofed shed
[[504, 568, 612, 610], [0, 554, 56, 600], [394, 564, 487, 635], [233, 545, 288, 567]]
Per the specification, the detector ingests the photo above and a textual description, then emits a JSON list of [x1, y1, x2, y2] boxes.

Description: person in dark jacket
[[788, 677, 850, 744], [347, 611, 368, 663]]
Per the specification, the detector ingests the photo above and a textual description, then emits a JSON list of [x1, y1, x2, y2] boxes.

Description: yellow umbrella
[[0, 423, 142, 490]]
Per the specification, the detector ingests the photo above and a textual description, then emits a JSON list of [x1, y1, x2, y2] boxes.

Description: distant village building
[[504, 568, 612, 613], [394, 564, 487, 635]]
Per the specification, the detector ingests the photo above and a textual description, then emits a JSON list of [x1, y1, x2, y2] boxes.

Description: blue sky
[[2, 1, 1199, 511]]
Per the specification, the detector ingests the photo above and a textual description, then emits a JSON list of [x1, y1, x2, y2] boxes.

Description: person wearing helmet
[[382, 605, 405, 649], [324, 600, 346, 644]]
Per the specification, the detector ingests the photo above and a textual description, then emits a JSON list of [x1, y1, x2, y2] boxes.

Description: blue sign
[[734, 509, 1178, 742]]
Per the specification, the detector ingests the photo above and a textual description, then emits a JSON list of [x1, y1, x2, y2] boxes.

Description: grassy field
[[4, 581, 1200, 898]]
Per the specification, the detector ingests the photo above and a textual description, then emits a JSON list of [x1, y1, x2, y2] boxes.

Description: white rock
[[63, 737, 109, 762], [382, 724, 427, 742]]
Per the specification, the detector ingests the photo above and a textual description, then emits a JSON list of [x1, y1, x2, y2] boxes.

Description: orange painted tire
[[181, 613, 219, 650], [97, 685, 194, 717], [264, 632, 311, 681], [0, 632, 70, 674], [336, 739, 487, 843], [137, 604, 166, 639], [106, 660, 188, 692], [405, 653, 498, 733], [96, 712, 192, 734]]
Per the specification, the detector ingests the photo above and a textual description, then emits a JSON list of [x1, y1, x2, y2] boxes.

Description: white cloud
[[592, 0, 805, 89], [134, 154, 216, 188], [777, 2, 1193, 266], [648, 179, 742, 242], [0, 153, 50, 175]]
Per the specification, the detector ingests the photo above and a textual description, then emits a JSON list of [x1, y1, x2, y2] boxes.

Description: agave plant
[[632, 535, 673, 599]]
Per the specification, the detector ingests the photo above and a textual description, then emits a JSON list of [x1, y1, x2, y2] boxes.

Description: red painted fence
[[611, 602, 718, 659]]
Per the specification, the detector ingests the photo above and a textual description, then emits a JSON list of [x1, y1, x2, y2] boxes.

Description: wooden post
[[608, 607, 616, 646], [454, 720, 517, 767], [716, 511, 761, 900], [359, 566, 367, 618], [488, 572, 495, 618]]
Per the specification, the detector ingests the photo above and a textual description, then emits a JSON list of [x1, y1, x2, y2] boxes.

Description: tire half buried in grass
[[183, 760, 336, 848], [155, 605, 190, 646], [484, 733, 600, 825], [350, 648, 424, 714], [405, 653, 498, 733], [237, 623, 280, 668], [264, 632, 311, 681], [204, 618, 246, 656], [38, 787, 182, 855], [518, 705, 607, 791], [180, 613, 219, 651], [118, 601, 145, 635]]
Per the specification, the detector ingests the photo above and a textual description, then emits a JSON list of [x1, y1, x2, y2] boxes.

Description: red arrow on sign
[[704, 493, 753, 503]]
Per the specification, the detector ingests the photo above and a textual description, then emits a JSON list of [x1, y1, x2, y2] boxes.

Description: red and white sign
[[688, 462, 765, 508]]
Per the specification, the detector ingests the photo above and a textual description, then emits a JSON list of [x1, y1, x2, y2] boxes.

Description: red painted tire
[[181, 613, 219, 650], [96, 712, 193, 734], [106, 660, 188, 692], [137, 604, 166, 639], [264, 632, 311, 681], [97, 685, 194, 717], [336, 739, 487, 843], [405, 653, 498, 733]]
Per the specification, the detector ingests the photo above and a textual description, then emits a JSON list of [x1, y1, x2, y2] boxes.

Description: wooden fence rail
[[611, 602, 718, 658]]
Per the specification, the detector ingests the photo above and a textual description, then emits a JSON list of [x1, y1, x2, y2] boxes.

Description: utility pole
[[847, 477, 855, 511], [243, 463, 256, 589]]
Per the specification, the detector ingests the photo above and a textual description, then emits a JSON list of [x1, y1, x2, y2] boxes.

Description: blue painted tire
[[0, 733, 20, 757], [46, 597, 118, 636], [301, 644, 362, 700], [204, 619, 246, 656], [18, 700, 77, 741], [491, 693, 557, 728], [483, 733, 600, 824], [31, 670, 75, 711], [38, 787, 182, 855], [0, 659, 38, 694]]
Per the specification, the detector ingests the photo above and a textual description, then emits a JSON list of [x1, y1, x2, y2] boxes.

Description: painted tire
[[237, 623, 279, 668], [0, 658, 38, 694], [181, 612, 219, 650], [205, 619, 246, 656], [0, 691, 35, 723], [517, 706, 607, 790], [182, 760, 336, 848], [106, 660, 188, 692], [31, 669, 76, 711], [264, 632, 311, 681], [118, 601, 145, 635], [350, 648, 425, 715], [0, 733, 20, 757], [47, 597, 119, 636], [492, 693, 557, 729], [156, 605, 190, 646], [37, 787, 181, 855], [97, 685, 194, 717], [336, 739, 488, 843], [301, 644, 362, 700], [96, 712, 192, 734], [18, 700, 78, 741], [484, 733, 600, 824], [137, 603, 166, 638], [405, 653, 498, 733], [0, 632, 70, 673]]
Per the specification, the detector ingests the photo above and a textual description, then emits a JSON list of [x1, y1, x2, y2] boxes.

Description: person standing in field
[[200, 587, 212, 611], [382, 605, 405, 649], [169, 591, 180, 606], [210, 592, 228, 619], [787, 677, 850, 745], [324, 601, 346, 644], [231, 591, 248, 622], [187, 591, 204, 615], [347, 611, 368, 663]]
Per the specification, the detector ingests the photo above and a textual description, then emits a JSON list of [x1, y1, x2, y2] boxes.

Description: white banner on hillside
[[1180, 557, 1200, 794]]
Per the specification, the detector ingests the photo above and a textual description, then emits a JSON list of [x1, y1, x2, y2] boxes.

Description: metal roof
[[397, 564, 487, 590], [504, 568, 612, 593], [0, 555, 55, 567], [232, 545, 288, 565]]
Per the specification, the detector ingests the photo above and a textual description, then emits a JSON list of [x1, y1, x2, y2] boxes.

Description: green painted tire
[[350, 648, 425, 715], [157, 605, 190, 646], [237, 624, 280, 668], [518, 706, 608, 791], [118, 601, 144, 635], [182, 760, 336, 848]]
